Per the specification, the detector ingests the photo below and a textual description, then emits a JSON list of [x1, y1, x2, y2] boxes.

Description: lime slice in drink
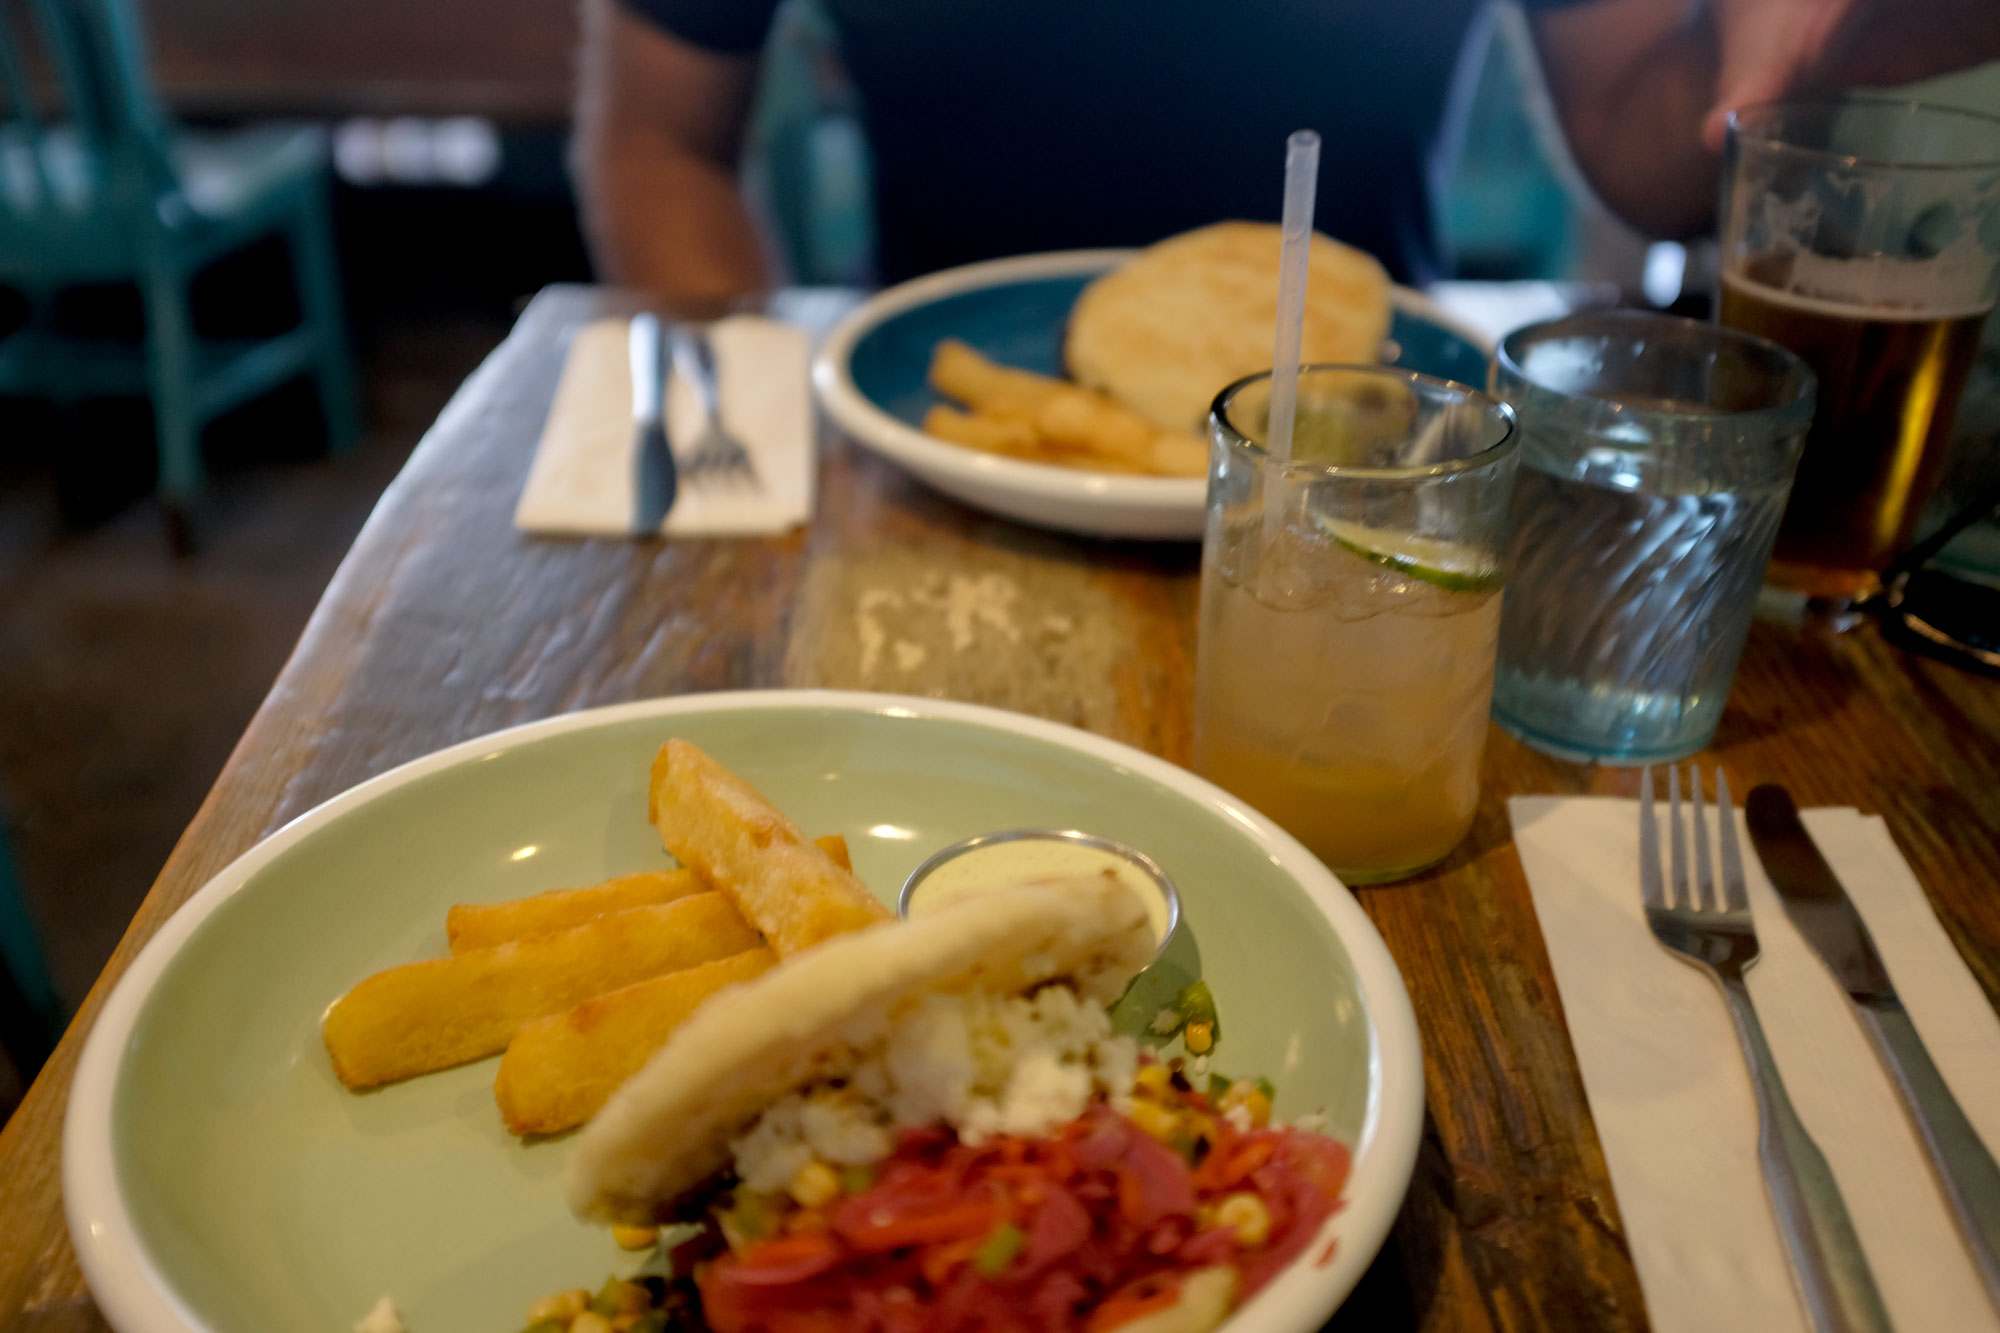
[[1315, 518, 1502, 594]]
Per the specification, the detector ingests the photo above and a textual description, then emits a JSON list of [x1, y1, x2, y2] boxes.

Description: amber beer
[[1720, 259, 1991, 600]]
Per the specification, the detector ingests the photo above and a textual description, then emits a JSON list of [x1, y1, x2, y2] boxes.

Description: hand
[[1704, 0, 2000, 150]]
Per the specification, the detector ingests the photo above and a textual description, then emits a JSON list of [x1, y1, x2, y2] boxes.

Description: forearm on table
[[573, 127, 772, 308], [571, 0, 772, 310], [1533, 0, 1723, 240]]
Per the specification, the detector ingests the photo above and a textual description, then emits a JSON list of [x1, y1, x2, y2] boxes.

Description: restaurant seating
[[0, 0, 358, 548]]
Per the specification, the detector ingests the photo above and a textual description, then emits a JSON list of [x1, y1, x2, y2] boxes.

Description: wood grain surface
[[3, 285, 1996, 1333]]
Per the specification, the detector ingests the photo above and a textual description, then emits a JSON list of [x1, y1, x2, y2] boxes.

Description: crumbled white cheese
[[353, 1295, 405, 1333], [732, 984, 1136, 1189]]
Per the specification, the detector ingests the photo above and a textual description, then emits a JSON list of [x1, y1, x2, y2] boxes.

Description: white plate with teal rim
[[63, 691, 1423, 1333], [811, 249, 1492, 540]]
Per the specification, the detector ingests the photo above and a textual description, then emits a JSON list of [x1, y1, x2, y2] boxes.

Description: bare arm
[[1531, 0, 1723, 239], [571, 0, 771, 310], [1532, 0, 2000, 241]]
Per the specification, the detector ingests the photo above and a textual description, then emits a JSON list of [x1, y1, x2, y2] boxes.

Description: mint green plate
[[65, 692, 1422, 1333]]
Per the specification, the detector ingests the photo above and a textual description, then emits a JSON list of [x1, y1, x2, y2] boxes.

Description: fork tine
[[1689, 766, 1715, 910], [1639, 766, 1664, 909], [1668, 764, 1688, 909], [1715, 770, 1749, 911]]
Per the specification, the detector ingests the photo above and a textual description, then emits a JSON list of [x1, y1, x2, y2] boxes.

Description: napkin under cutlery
[[515, 314, 813, 538], [1510, 795, 2000, 1333]]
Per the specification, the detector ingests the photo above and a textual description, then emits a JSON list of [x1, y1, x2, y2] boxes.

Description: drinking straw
[[1265, 130, 1321, 465]]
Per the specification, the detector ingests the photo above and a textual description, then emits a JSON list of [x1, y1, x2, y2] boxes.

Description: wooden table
[[5, 285, 1998, 1332]]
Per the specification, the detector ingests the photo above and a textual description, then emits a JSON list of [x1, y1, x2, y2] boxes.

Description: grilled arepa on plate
[[1064, 221, 1393, 435], [564, 873, 1154, 1226]]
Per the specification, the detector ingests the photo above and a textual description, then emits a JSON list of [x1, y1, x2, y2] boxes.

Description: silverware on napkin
[[627, 312, 677, 533], [670, 323, 761, 489], [1748, 784, 2000, 1311], [1641, 767, 1892, 1333]]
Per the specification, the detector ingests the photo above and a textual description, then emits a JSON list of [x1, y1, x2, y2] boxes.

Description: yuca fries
[[323, 891, 760, 1089], [920, 405, 1044, 458], [930, 338, 1064, 414], [650, 740, 889, 957], [925, 340, 1206, 479], [495, 947, 777, 1135], [446, 835, 852, 955]]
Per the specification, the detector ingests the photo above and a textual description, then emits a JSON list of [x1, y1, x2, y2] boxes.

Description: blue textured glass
[[1489, 311, 1815, 763]]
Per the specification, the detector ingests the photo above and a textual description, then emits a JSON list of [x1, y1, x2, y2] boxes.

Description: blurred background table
[[1, 285, 1997, 1332]]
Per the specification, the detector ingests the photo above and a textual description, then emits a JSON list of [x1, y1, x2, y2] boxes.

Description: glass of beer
[[1192, 367, 1518, 884], [1719, 99, 2000, 608]]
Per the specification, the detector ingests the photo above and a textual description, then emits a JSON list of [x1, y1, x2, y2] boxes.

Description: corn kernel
[[1184, 1021, 1214, 1054], [1218, 1081, 1273, 1129], [526, 1289, 590, 1323], [612, 1223, 659, 1252], [1127, 1098, 1181, 1142], [570, 1313, 614, 1333], [1216, 1192, 1271, 1247], [789, 1159, 842, 1209], [1134, 1063, 1173, 1097]]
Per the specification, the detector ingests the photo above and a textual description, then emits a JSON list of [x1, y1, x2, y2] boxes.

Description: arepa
[[565, 874, 1154, 1225], [1065, 221, 1392, 435]]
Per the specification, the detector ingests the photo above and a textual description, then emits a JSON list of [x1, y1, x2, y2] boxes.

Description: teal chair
[[744, 0, 875, 287], [0, 0, 359, 546]]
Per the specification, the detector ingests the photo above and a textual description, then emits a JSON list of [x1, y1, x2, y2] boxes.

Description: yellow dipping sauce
[[903, 835, 1175, 948]]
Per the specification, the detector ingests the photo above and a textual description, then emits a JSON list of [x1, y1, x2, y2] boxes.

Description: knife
[[1747, 783, 2000, 1311], [628, 312, 677, 533]]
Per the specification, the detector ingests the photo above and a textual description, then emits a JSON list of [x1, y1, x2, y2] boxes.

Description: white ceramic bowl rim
[[63, 689, 1424, 1333]]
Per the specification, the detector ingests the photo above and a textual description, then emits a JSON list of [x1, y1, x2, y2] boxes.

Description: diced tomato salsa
[[698, 1094, 1349, 1333]]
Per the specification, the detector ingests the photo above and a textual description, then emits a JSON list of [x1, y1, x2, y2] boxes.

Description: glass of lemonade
[[1719, 99, 2000, 608], [1193, 366, 1518, 884]]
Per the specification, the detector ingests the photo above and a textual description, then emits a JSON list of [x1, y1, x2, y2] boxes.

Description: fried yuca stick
[[446, 835, 852, 955], [929, 341, 1205, 477], [1144, 432, 1208, 478], [1032, 389, 1162, 470], [920, 405, 1043, 457], [923, 405, 1147, 473], [494, 947, 777, 1135], [323, 891, 760, 1089], [929, 338, 1064, 414], [649, 740, 890, 957]]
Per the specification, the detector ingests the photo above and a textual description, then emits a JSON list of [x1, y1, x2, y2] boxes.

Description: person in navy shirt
[[574, 0, 2000, 305]]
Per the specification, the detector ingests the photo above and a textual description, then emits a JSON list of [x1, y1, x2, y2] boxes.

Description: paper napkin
[[1510, 795, 2000, 1333], [514, 314, 813, 537]]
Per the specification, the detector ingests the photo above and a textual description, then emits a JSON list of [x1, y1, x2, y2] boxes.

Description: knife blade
[[1746, 783, 2000, 1311], [1745, 786, 1895, 1001], [628, 312, 677, 534]]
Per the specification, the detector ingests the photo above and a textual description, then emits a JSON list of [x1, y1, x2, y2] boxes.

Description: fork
[[670, 325, 761, 490], [1640, 766, 1891, 1333]]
